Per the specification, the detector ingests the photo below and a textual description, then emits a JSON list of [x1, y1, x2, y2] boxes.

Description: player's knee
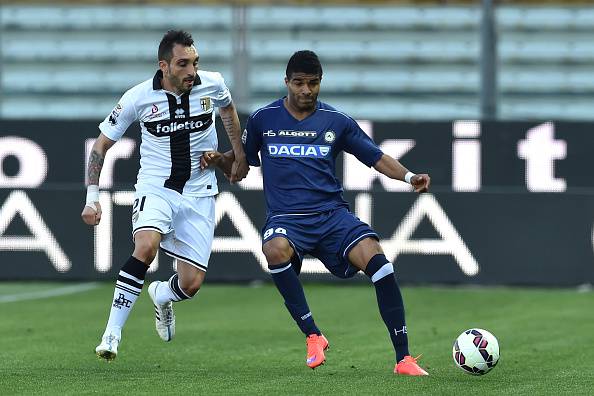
[[263, 239, 292, 264], [363, 254, 394, 282], [178, 273, 204, 297], [132, 238, 159, 263]]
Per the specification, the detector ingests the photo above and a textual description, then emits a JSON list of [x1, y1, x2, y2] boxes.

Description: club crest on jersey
[[241, 129, 247, 144], [200, 97, 212, 112], [267, 144, 330, 158], [324, 130, 336, 143]]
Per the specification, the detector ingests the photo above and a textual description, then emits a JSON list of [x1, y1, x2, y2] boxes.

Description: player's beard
[[290, 91, 317, 112], [168, 74, 194, 95], [297, 95, 316, 112]]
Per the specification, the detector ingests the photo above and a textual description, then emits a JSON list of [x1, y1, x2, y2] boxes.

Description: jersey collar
[[152, 70, 202, 90]]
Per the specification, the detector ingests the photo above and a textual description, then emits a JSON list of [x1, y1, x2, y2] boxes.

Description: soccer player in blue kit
[[203, 50, 431, 375]]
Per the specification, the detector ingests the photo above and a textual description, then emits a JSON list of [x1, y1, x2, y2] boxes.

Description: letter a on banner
[[212, 192, 268, 269], [0, 190, 71, 272], [381, 194, 479, 276]]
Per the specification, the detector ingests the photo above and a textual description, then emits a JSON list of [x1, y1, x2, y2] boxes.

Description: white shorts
[[131, 186, 215, 271]]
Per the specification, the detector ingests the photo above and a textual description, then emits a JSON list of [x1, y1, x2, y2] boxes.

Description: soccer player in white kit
[[81, 30, 248, 361]]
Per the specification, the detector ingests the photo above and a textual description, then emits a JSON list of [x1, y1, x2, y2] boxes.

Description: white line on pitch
[[0, 282, 100, 303]]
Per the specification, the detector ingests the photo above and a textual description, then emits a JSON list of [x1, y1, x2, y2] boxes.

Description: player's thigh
[[162, 195, 214, 272], [131, 189, 175, 238], [130, 189, 174, 261], [261, 216, 317, 266], [316, 208, 379, 278], [347, 237, 384, 272]]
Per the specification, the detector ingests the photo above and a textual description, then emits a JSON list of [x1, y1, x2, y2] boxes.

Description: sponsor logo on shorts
[[267, 144, 330, 158]]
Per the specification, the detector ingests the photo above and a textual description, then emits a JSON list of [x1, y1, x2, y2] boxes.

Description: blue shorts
[[262, 207, 379, 278]]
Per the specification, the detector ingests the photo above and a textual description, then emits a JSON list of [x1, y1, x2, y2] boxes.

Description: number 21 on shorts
[[131, 196, 146, 223], [263, 227, 287, 240]]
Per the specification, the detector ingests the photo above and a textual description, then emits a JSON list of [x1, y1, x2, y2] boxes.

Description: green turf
[[0, 282, 592, 395]]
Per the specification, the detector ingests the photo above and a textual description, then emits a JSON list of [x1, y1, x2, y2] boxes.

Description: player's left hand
[[411, 173, 430, 193]]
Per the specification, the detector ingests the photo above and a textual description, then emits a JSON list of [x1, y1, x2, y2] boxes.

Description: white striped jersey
[[99, 69, 232, 196]]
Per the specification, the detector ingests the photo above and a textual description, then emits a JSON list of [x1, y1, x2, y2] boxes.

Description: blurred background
[[0, 0, 593, 286], [3, 0, 594, 120]]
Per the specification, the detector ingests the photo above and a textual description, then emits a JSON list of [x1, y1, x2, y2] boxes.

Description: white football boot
[[95, 333, 120, 361], [147, 281, 175, 342]]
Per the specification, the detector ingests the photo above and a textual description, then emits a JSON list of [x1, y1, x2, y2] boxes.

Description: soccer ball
[[452, 328, 500, 375]]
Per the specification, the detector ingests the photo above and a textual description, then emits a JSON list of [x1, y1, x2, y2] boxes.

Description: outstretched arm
[[373, 154, 430, 193], [81, 133, 116, 225], [218, 101, 248, 183]]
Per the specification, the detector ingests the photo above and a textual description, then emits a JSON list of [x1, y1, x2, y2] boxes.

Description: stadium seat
[[1, 4, 593, 120]]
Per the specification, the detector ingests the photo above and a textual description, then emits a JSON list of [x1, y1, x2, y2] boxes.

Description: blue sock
[[269, 261, 320, 336], [364, 254, 410, 362]]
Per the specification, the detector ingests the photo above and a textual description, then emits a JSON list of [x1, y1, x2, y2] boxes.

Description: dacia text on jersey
[[267, 144, 331, 157]]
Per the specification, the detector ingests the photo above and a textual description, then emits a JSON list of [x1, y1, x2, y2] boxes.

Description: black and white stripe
[[160, 247, 208, 272], [115, 271, 144, 297], [168, 273, 191, 302], [163, 93, 192, 194]]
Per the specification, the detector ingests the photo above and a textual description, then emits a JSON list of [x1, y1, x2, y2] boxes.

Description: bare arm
[[87, 133, 116, 185], [373, 154, 431, 193], [218, 101, 248, 182], [81, 133, 116, 225]]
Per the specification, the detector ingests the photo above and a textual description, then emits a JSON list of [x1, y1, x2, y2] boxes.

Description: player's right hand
[[411, 173, 431, 193], [81, 202, 102, 226], [230, 155, 249, 183]]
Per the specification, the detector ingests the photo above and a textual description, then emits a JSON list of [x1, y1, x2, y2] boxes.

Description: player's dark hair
[[158, 30, 194, 62], [286, 50, 323, 79]]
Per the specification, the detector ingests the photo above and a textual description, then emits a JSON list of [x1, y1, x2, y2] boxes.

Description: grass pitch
[[0, 282, 592, 395]]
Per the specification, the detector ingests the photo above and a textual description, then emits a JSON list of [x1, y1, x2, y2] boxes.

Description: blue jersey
[[243, 98, 383, 215]]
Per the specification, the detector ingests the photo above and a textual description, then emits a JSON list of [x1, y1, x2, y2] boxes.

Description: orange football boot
[[394, 355, 429, 376], [306, 334, 329, 369]]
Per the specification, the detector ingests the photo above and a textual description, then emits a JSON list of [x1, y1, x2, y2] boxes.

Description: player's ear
[[158, 60, 169, 75], [284, 76, 289, 85]]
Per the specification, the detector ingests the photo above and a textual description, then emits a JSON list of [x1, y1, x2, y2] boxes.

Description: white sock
[[155, 273, 193, 305], [155, 280, 180, 305], [104, 270, 145, 337]]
